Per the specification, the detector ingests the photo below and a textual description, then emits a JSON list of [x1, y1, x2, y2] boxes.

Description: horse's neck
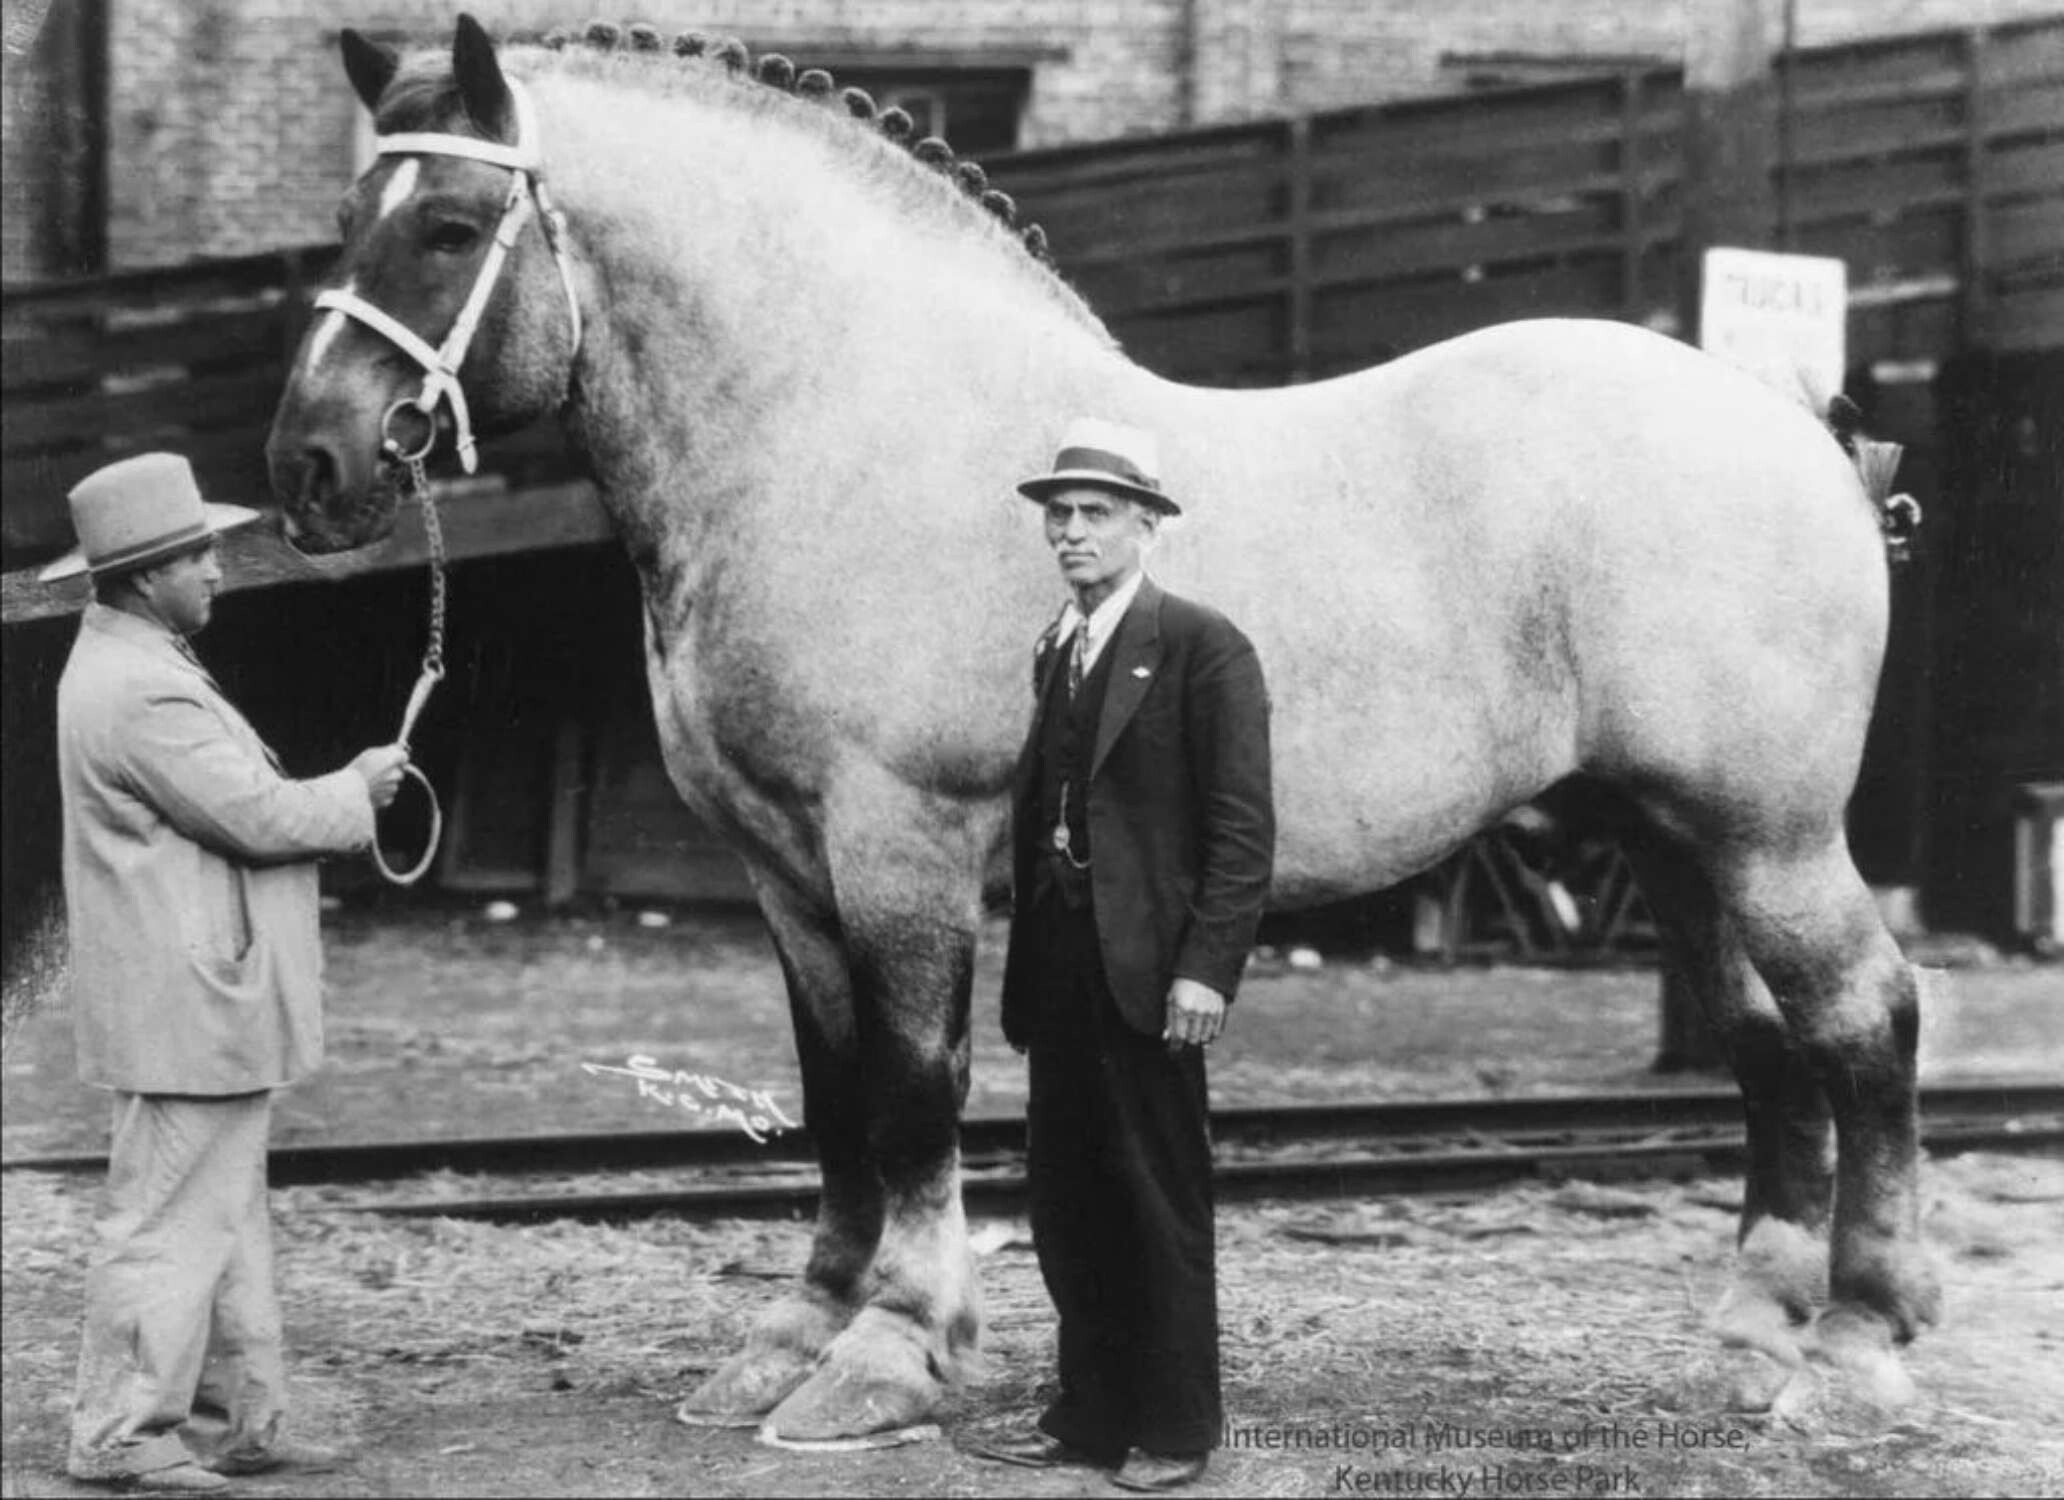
[[537, 76, 1126, 584]]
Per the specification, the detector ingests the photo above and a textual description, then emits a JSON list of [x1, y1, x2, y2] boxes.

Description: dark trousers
[[1027, 893, 1220, 1460]]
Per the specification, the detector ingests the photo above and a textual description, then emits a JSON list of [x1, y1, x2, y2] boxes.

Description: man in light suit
[[43, 453, 408, 1492], [974, 419, 1274, 1492]]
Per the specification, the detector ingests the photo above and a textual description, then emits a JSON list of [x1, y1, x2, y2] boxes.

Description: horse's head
[[267, 14, 581, 553]]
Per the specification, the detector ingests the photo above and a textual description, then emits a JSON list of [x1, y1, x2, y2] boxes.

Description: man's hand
[[1163, 977, 1227, 1052], [348, 745, 410, 810]]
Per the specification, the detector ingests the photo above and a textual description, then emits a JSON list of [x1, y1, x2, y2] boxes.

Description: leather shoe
[[81, 1462, 229, 1493], [1112, 1448, 1210, 1491], [966, 1431, 1112, 1470], [206, 1439, 346, 1477]]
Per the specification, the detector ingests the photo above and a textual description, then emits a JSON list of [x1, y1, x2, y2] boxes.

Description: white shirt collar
[[1057, 569, 1146, 674]]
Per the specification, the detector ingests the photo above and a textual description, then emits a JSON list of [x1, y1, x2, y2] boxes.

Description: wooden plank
[[1988, 139, 2064, 199], [1787, 30, 1966, 100], [1792, 207, 1961, 286], [1983, 17, 2064, 90], [1985, 83, 2064, 142], [1, 244, 334, 312], [1, 308, 286, 396], [1784, 153, 1969, 224], [1071, 241, 1286, 319], [1992, 197, 2064, 271], [1308, 258, 1627, 363], [1786, 94, 1967, 169], [1848, 294, 1959, 367], [1989, 282, 2064, 352], [1311, 200, 1631, 286], [1116, 300, 1284, 379], [2, 367, 289, 455], [2, 480, 615, 626], [1058, 167, 1673, 276], [1312, 77, 1628, 164]]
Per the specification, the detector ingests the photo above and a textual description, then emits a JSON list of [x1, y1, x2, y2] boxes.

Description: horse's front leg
[[678, 861, 881, 1425], [760, 781, 985, 1443]]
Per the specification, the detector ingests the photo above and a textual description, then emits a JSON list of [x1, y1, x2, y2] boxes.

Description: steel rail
[[6, 1083, 2058, 1188], [322, 1113, 2064, 1225]]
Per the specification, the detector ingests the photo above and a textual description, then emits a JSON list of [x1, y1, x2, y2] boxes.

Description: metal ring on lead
[[380, 398, 439, 465]]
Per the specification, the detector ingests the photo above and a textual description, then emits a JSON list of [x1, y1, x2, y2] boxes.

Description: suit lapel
[[1090, 577, 1164, 782], [1014, 613, 1071, 800]]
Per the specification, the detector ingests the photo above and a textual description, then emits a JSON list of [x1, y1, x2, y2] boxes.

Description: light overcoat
[[57, 604, 374, 1094]]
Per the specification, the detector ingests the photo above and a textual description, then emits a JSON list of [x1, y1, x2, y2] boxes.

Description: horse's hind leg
[[679, 863, 878, 1425], [1623, 832, 1832, 1390], [1714, 835, 1940, 1403]]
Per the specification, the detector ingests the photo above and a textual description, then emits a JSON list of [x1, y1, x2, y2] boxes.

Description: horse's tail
[[1825, 393, 1922, 564]]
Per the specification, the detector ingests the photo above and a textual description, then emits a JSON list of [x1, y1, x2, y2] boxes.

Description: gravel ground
[[2, 906, 2059, 1498]]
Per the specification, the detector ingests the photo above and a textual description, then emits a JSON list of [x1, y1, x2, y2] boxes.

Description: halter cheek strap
[[314, 80, 583, 475]]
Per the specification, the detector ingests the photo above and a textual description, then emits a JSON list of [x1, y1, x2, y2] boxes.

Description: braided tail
[[1826, 393, 1922, 564]]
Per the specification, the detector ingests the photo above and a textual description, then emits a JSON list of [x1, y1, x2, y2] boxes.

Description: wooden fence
[[4, 15, 2059, 576], [986, 13, 2064, 385]]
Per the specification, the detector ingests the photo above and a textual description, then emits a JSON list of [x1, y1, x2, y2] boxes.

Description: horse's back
[[1141, 319, 1888, 899]]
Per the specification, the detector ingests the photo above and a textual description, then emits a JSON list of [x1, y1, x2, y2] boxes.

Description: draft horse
[[267, 16, 1938, 1443]]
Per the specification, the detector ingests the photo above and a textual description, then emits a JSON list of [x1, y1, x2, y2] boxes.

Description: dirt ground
[[3, 906, 2061, 1498]]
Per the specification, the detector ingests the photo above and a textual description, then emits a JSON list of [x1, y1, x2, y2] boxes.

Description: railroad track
[[11, 1083, 2057, 1223]]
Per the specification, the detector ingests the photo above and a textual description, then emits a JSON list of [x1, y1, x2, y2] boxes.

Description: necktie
[[1067, 620, 1088, 699]]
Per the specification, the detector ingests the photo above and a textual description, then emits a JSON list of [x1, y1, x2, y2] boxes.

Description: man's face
[[1043, 485, 1158, 594], [134, 541, 223, 636]]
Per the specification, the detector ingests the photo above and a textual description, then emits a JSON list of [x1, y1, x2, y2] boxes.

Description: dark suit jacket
[[1001, 577, 1275, 1047]]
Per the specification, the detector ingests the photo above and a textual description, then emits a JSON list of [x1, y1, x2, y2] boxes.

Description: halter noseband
[[315, 80, 583, 475]]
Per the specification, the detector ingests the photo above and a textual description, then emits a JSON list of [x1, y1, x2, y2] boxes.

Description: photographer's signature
[[582, 1055, 798, 1142]]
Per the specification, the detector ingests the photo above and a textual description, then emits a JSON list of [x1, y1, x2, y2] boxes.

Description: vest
[[1033, 631, 1119, 908]]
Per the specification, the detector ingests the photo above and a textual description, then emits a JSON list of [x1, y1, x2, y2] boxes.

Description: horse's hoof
[[1815, 1308, 1919, 1410], [759, 1315, 944, 1442], [1712, 1283, 1806, 1368], [1720, 1349, 1795, 1413], [676, 1344, 818, 1426]]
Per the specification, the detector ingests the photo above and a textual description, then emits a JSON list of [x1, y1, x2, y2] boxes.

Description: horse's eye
[[428, 221, 480, 254]]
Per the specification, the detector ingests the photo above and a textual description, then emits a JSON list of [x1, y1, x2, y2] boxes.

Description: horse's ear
[[340, 29, 399, 111], [451, 13, 516, 142]]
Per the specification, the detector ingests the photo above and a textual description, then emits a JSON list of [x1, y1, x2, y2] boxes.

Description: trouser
[[1027, 895, 1221, 1460], [68, 1090, 286, 1480]]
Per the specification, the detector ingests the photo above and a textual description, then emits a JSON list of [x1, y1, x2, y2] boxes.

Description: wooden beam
[[1678, 0, 1778, 346], [1284, 114, 1313, 383], [1, 478, 613, 626]]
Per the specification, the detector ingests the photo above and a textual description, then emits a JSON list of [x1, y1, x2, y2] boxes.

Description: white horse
[[267, 17, 1936, 1443]]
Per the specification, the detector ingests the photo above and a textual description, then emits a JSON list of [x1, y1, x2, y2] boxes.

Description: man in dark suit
[[974, 418, 1274, 1492]]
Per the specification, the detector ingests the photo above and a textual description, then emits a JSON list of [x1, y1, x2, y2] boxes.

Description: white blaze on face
[[376, 157, 420, 221], [303, 278, 353, 372]]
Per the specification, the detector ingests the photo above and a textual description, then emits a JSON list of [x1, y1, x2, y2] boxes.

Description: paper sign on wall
[[1699, 247, 1848, 407]]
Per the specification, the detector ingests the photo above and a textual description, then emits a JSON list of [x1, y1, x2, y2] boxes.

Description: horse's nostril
[[301, 444, 339, 502]]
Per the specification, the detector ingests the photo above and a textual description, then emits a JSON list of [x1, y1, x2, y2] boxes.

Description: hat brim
[[1016, 471, 1181, 516], [38, 502, 263, 582]]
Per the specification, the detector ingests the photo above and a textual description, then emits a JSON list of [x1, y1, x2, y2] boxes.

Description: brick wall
[[11, 0, 2057, 276]]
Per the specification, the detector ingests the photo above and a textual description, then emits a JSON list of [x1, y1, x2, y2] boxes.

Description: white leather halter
[[315, 80, 583, 474]]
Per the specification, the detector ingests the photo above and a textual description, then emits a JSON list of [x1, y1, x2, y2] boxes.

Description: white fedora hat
[[1016, 417, 1181, 515], [39, 453, 261, 582]]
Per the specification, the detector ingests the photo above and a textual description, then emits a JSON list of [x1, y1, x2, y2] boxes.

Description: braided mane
[[378, 19, 1092, 327]]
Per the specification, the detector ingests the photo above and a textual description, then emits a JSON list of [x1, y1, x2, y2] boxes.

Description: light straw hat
[[1016, 417, 1181, 515], [39, 453, 260, 582]]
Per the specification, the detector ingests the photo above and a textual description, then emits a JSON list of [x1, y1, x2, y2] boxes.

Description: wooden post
[[1677, 0, 1778, 347], [543, 716, 587, 907], [1618, 69, 1646, 320], [1959, 27, 1992, 348], [1285, 114, 1314, 383], [1658, 0, 1779, 1073]]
